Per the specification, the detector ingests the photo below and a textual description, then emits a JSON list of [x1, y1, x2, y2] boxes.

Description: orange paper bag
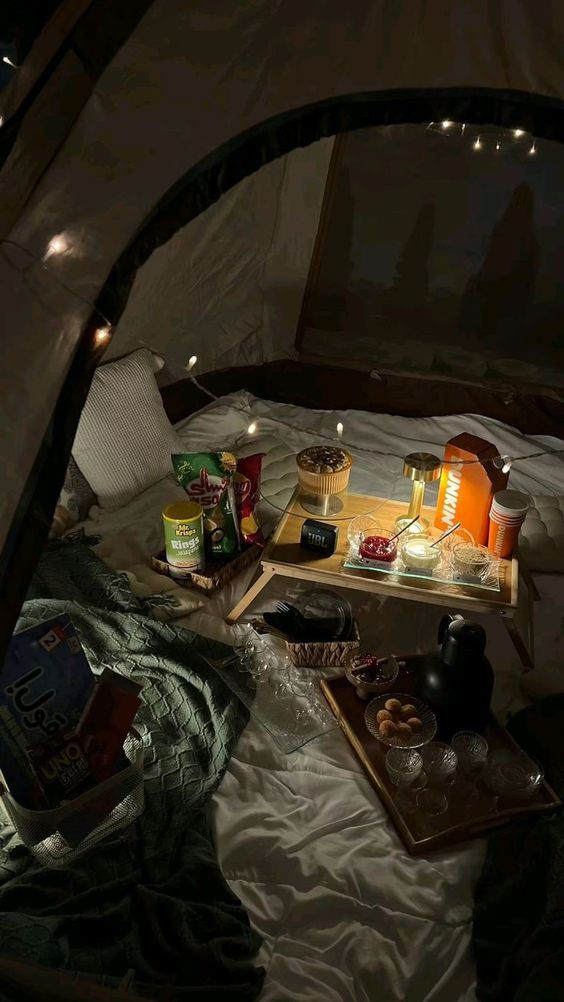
[[434, 434, 508, 545]]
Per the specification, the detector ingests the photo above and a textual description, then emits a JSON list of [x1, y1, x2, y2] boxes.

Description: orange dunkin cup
[[487, 516, 523, 558]]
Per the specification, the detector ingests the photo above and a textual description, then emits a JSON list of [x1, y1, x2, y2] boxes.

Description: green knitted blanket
[[0, 541, 264, 1001]]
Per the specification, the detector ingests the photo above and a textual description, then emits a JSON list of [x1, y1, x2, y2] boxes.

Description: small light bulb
[[496, 142, 501, 151], [94, 325, 111, 346], [2, 56, 18, 69], [247, 421, 257, 435], [461, 123, 466, 134], [528, 142, 537, 155], [336, 421, 344, 438], [473, 136, 482, 150], [441, 120, 452, 130], [513, 129, 524, 137], [0, 116, 4, 128], [43, 234, 69, 260], [186, 354, 197, 371]]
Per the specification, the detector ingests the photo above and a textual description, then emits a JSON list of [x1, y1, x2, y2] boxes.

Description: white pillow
[[72, 348, 180, 509]]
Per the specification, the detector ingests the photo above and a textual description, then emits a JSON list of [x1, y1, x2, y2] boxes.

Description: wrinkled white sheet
[[76, 391, 564, 1002]]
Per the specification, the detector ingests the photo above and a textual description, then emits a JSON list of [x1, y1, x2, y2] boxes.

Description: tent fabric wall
[[299, 123, 564, 397], [2, 0, 564, 647], [109, 139, 334, 376]]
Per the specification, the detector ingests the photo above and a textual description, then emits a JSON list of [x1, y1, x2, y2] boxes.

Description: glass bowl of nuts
[[364, 693, 437, 748], [345, 654, 399, 701]]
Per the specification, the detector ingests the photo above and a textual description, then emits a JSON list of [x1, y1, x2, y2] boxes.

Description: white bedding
[[76, 391, 564, 1002]]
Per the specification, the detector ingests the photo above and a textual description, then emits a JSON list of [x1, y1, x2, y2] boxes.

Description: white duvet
[[77, 391, 564, 1002]]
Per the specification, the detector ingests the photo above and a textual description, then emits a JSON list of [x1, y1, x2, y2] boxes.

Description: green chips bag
[[171, 452, 240, 559]]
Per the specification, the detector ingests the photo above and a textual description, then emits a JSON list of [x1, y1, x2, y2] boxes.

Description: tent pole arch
[[96, 86, 564, 326], [3, 83, 564, 654]]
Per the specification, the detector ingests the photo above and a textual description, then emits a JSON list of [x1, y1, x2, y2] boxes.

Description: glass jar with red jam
[[359, 532, 397, 563]]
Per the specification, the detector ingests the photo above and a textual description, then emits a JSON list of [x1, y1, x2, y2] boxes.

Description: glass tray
[[204, 630, 338, 754], [344, 545, 501, 592]]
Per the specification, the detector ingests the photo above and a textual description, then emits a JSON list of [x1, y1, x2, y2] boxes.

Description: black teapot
[[415, 614, 494, 739]]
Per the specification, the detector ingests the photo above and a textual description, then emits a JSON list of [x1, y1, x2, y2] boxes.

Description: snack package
[[0, 614, 96, 807], [234, 454, 264, 546], [28, 733, 94, 805], [77, 668, 142, 781], [172, 452, 240, 558]]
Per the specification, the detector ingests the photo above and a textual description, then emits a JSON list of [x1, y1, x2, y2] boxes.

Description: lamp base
[[300, 491, 344, 516]]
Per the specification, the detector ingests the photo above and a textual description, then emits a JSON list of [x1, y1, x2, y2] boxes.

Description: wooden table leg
[[500, 613, 534, 674], [225, 566, 276, 624], [524, 571, 536, 670]]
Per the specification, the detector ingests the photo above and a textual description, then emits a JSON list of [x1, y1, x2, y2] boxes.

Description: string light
[[336, 421, 344, 439], [428, 122, 540, 158], [43, 234, 70, 261], [0, 116, 3, 128], [186, 370, 564, 473], [0, 235, 113, 342], [185, 354, 197, 371], [494, 455, 513, 474], [2, 56, 18, 69], [93, 325, 111, 346]]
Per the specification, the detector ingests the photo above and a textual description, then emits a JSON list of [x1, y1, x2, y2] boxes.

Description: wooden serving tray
[[321, 666, 561, 855], [151, 544, 260, 594]]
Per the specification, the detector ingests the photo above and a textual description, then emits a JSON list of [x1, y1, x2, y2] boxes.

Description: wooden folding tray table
[[226, 490, 536, 671]]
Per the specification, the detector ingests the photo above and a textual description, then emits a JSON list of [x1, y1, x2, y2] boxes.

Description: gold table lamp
[[395, 452, 442, 533]]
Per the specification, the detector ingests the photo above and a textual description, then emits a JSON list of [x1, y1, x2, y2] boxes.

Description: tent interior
[[1, 3, 564, 1001]]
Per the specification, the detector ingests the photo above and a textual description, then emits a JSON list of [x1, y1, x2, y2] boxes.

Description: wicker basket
[[0, 736, 144, 867], [151, 544, 260, 595], [285, 621, 360, 668]]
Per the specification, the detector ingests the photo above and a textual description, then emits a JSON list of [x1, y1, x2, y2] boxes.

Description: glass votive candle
[[451, 731, 488, 775], [421, 742, 458, 785], [416, 788, 448, 816], [385, 747, 423, 787], [348, 514, 382, 550], [401, 535, 441, 573]]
